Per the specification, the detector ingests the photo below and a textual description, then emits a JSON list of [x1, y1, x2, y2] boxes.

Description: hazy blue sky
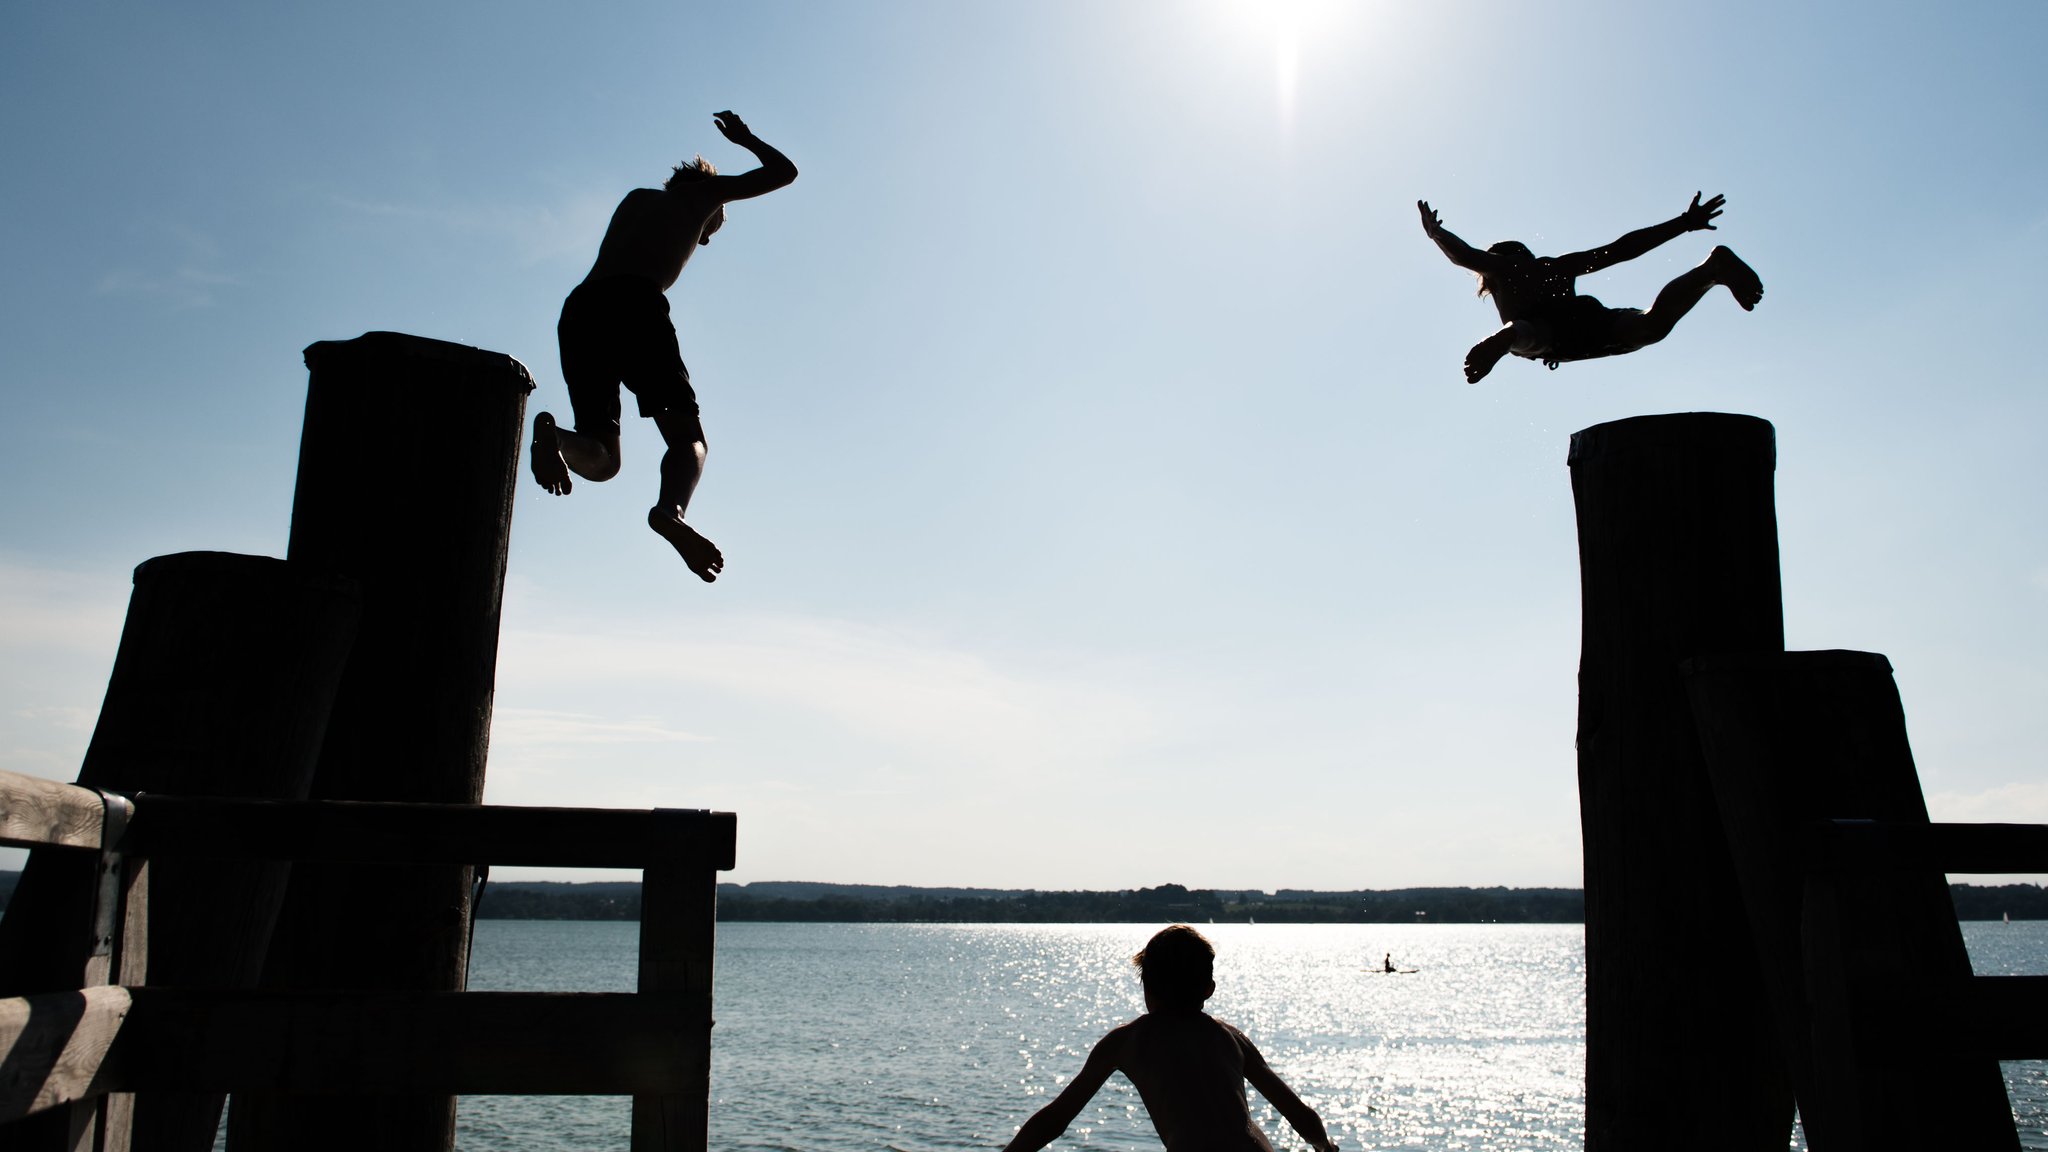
[[4, 1, 2045, 888]]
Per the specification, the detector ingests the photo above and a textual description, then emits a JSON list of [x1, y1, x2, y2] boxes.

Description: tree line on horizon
[[2, 874, 2042, 923], [463, 879, 2048, 924]]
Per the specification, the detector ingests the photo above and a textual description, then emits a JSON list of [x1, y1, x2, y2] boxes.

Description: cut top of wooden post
[[1567, 411, 1776, 470], [303, 332, 535, 397]]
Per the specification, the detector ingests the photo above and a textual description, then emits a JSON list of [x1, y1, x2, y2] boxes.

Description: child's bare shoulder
[[1082, 1016, 1144, 1067], [1102, 1016, 1147, 1045], [1209, 1018, 1271, 1063]]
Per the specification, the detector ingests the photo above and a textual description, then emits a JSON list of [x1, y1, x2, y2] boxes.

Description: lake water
[[443, 919, 2048, 1151]]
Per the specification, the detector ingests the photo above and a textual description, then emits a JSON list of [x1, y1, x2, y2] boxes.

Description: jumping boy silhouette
[[1000, 925, 1340, 1152], [530, 110, 797, 580], [1419, 193, 1763, 383]]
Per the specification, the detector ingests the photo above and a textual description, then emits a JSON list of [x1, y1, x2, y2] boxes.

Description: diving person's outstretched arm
[[1418, 200, 1504, 273], [1559, 192, 1724, 276]]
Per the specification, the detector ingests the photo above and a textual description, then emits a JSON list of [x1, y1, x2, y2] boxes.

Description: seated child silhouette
[[1001, 925, 1340, 1152]]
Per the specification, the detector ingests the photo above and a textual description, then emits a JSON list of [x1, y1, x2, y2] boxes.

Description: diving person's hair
[[1476, 240, 1534, 297]]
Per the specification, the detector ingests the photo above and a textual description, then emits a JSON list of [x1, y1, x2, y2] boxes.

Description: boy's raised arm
[[1243, 1041, 1339, 1152], [1000, 1033, 1122, 1152], [710, 110, 798, 202]]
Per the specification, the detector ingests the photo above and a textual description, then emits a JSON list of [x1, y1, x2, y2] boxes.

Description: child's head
[[1133, 925, 1215, 1011], [665, 155, 718, 189], [1474, 239, 1535, 298]]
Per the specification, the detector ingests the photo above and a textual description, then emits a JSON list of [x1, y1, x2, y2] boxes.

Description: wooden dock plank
[[110, 989, 707, 1095], [4, 987, 709, 1117], [0, 771, 107, 853], [121, 795, 736, 870], [0, 986, 132, 1122]]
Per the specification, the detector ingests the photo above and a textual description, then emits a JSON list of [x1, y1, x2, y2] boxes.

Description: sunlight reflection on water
[[447, 919, 2048, 1152]]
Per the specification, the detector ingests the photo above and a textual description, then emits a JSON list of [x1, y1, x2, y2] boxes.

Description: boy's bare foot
[[1465, 327, 1515, 383], [1712, 246, 1764, 311], [530, 412, 573, 495], [649, 507, 724, 582]]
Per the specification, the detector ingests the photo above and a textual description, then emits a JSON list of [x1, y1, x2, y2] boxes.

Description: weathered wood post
[[1568, 412, 1791, 1150], [228, 333, 532, 1152], [631, 813, 733, 1152], [0, 551, 360, 1152], [1685, 651, 2020, 1151]]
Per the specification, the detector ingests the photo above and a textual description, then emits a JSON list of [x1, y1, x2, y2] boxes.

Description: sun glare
[[1217, 0, 1352, 130]]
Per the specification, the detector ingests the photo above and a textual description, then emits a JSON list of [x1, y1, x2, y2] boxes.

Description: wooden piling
[[1568, 413, 1792, 1150], [631, 814, 728, 1152], [1685, 650, 2019, 1151], [229, 333, 531, 1152], [0, 551, 360, 1152]]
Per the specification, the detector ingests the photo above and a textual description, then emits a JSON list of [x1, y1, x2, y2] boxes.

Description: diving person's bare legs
[[1466, 318, 1560, 383], [530, 411, 622, 495], [648, 409, 723, 582], [1628, 246, 1765, 346], [1465, 324, 1518, 383], [1709, 246, 1764, 311]]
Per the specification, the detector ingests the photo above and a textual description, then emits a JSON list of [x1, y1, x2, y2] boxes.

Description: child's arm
[[1418, 200, 1503, 274], [1557, 192, 1724, 276], [1241, 1041, 1339, 1152], [710, 110, 799, 201], [1000, 1033, 1123, 1152]]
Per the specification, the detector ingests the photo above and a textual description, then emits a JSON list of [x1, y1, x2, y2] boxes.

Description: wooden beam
[[0, 987, 131, 1123], [124, 796, 736, 870], [0, 772, 107, 852], [1930, 976, 2048, 1060], [115, 990, 705, 1096], [1812, 820, 2048, 876], [2, 987, 712, 1123]]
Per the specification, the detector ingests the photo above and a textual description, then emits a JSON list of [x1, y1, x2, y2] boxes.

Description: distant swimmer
[[1419, 194, 1763, 383], [1001, 925, 1341, 1152], [531, 110, 798, 580]]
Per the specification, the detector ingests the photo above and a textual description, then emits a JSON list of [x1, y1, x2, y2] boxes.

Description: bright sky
[[4, 1, 2045, 890]]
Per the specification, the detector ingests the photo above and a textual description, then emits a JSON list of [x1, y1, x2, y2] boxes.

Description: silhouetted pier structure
[[1571, 412, 2048, 1152], [0, 334, 735, 1152], [0, 770, 730, 1151]]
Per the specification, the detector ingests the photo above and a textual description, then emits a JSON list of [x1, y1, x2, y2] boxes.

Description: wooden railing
[[0, 767, 734, 1152], [1802, 819, 2048, 1062]]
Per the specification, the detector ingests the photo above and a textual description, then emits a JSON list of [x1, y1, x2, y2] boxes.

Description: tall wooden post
[[0, 551, 360, 1152], [229, 333, 532, 1152], [631, 812, 732, 1152], [1568, 412, 1792, 1150]]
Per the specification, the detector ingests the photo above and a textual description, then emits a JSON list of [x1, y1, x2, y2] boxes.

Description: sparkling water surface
[[453, 920, 2048, 1151]]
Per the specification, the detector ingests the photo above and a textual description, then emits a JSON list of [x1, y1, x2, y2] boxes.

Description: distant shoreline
[[4, 874, 2040, 923]]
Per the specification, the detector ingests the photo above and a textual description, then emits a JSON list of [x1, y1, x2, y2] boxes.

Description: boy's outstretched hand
[[1682, 192, 1725, 231], [714, 110, 754, 142]]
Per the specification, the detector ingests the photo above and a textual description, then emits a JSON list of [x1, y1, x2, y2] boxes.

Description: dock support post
[[1568, 412, 1791, 1150], [0, 552, 360, 1152], [631, 811, 731, 1152], [1685, 651, 2020, 1151], [228, 333, 531, 1152]]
